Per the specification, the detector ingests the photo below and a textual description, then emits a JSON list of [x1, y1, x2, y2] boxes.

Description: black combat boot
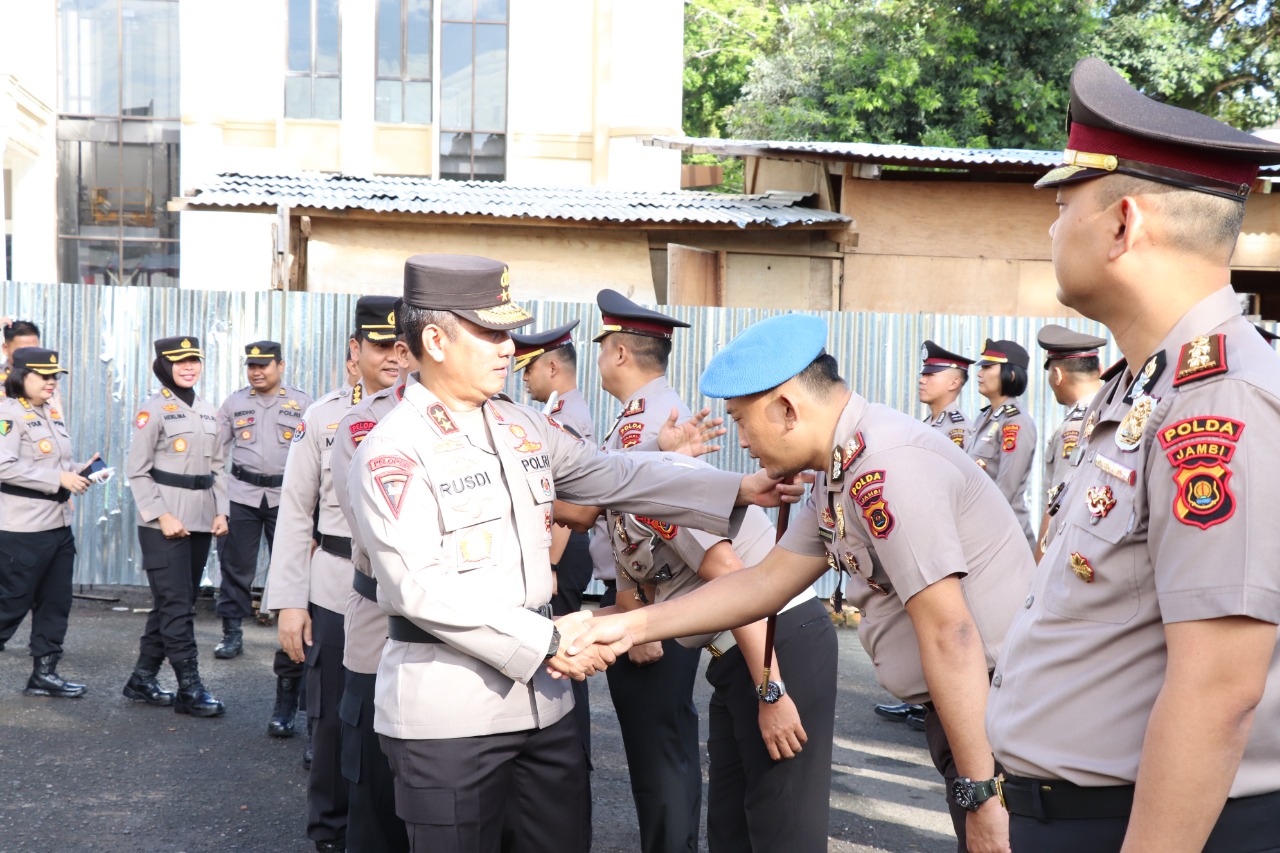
[[23, 653, 87, 698], [214, 617, 243, 659], [123, 653, 175, 706], [267, 675, 300, 737], [171, 657, 225, 717]]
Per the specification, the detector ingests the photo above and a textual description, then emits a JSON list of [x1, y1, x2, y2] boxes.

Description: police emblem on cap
[[181, 339, 191, 349], [251, 346, 261, 356]]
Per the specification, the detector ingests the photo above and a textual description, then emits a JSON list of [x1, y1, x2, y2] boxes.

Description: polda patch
[[368, 454, 416, 519], [851, 469, 894, 539], [1001, 423, 1021, 453]]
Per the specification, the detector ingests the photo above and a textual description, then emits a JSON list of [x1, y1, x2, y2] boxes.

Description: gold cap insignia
[[181, 339, 191, 348]]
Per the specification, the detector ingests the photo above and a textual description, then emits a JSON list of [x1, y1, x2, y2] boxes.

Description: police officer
[[0, 347, 90, 696], [986, 57, 1280, 852], [346, 253, 795, 853], [598, 482, 836, 853], [511, 320, 596, 762], [563, 313, 1036, 853], [329, 309, 414, 853], [918, 340, 974, 449], [1032, 325, 1105, 560], [267, 296, 401, 853], [591, 288, 707, 853], [213, 341, 314, 659], [122, 336, 228, 717], [968, 339, 1038, 549]]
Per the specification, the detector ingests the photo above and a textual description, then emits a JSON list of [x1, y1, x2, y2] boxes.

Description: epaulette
[[1001, 403, 1021, 417], [948, 410, 965, 423], [623, 398, 645, 417], [1172, 333, 1228, 387]]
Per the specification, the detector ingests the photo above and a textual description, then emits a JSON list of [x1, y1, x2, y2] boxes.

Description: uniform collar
[[825, 392, 869, 492], [1151, 285, 1242, 367], [623, 375, 671, 410]]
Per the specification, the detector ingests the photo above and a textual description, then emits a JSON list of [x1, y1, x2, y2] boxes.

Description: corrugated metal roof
[[174, 172, 850, 228], [649, 135, 1280, 177]]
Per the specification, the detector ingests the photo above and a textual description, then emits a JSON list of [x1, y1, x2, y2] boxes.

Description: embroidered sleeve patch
[[1061, 428, 1080, 458], [635, 516, 678, 539], [348, 420, 377, 445], [1173, 334, 1228, 387], [135, 411, 150, 430], [1001, 423, 1021, 452], [851, 469, 894, 539], [1158, 416, 1243, 530], [948, 428, 966, 447], [0, 420, 12, 436], [291, 421, 307, 443], [368, 454, 416, 519]]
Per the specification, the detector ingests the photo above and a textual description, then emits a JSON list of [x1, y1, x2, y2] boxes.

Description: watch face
[[951, 778, 976, 810], [759, 681, 783, 704]]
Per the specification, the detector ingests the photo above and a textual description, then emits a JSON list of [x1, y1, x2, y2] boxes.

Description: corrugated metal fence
[[6, 281, 1267, 594]]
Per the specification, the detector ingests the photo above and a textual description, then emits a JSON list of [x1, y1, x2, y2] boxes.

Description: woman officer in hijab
[[123, 336, 229, 717], [0, 347, 92, 697]]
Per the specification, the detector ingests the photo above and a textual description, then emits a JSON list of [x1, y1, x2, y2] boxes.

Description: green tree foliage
[[683, 0, 781, 139], [727, 0, 1096, 149], [1091, 1, 1280, 130]]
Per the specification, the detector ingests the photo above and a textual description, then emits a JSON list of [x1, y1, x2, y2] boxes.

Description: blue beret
[[700, 314, 828, 399]]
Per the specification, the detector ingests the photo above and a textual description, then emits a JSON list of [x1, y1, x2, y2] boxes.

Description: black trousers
[[604, 599, 703, 852], [136, 526, 212, 663], [215, 498, 277, 619], [0, 527, 76, 657], [305, 604, 349, 843], [703, 597, 837, 852], [341, 670, 408, 853], [1008, 786, 1280, 852], [551, 531, 592, 761], [381, 713, 589, 853]]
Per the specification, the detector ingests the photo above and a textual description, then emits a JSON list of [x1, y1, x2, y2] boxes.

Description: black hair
[[999, 364, 1029, 397], [400, 304, 459, 360], [795, 352, 844, 396], [3, 367, 30, 398], [548, 343, 577, 371], [620, 333, 671, 373], [1055, 355, 1100, 376], [3, 320, 39, 342]]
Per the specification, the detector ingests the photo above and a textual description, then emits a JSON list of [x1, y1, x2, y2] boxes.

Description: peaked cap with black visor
[[1036, 57, 1280, 202]]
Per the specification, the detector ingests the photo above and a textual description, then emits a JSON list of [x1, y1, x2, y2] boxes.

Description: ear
[[545, 357, 559, 378], [775, 389, 800, 432], [422, 324, 448, 364], [347, 337, 360, 362], [1110, 196, 1146, 261], [1050, 365, 1063, 386]]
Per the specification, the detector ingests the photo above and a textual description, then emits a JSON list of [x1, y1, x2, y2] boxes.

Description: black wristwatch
[[545, 627, 561, 660], [951, 775, 1004, 812], [757, 680, 786, 704]]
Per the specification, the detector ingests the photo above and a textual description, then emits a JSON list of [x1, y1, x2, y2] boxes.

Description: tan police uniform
[[330, 379, 409, 853], [128, 386, 228, 533], [968, 398, 1037, 547], [547, 387, 593, 442], [0, 385, 82, 679], [1043, 394, 1093, 493], [926, 408, 972, 451], [990, 287, 1280, 796], [263, 380, 367, 844], [213, 381, 313, 636], [608, 490, 836, 852]]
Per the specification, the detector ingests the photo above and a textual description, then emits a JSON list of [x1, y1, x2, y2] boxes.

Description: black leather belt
[[388, 605, 555, 644], [1002, 775, 1135, 820], [0, 483, 70, 503], [231, 463, 283, 489], [150, 468, 215, 490], [353, 570, 377, 602], [317, 533, 352, 560]]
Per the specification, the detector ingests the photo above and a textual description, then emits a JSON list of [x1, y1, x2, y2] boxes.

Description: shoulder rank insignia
[[427, 403, 459, 434], [948, 410, 965, 423], [161, 388, 172, 399], [1083, 410, 1098, 441], [1173, 334, 1227, 387], [551, 399, 564, 414], [1001, 403, 1021, 417], [351, 383, 363, 405], [622, 398, 645, 417], [1115, 394, 1157, 452], [850, 469, 893, 539], [829, 432, 865, 484]]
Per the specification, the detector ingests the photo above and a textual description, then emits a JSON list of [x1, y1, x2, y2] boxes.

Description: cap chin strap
[[1063, 148, 1252, 201]]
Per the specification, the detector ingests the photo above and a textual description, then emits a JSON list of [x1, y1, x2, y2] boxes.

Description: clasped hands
[[547, 610, 634, 681]]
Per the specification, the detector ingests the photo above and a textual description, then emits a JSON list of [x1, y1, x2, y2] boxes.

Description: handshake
[[546, 610, 636, 681]]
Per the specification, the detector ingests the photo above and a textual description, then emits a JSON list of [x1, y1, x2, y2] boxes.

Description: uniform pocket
[[141, 551, 170, 572]]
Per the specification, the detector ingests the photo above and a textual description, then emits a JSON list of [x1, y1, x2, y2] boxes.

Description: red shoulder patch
[[1001, 423, 1020, 452], [851, 469, 894, 539], [1158, 415, 1243, 531], [635, 516, 678, 540]]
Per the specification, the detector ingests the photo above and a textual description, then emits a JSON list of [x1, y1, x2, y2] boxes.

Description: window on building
[[439, 0, 507, 181], [286, 0, 341, 120], [57, 0, 180, 287], [375, 0, 433, 124]]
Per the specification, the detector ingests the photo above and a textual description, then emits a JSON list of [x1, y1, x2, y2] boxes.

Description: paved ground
[[0, 588, 955, 852]]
